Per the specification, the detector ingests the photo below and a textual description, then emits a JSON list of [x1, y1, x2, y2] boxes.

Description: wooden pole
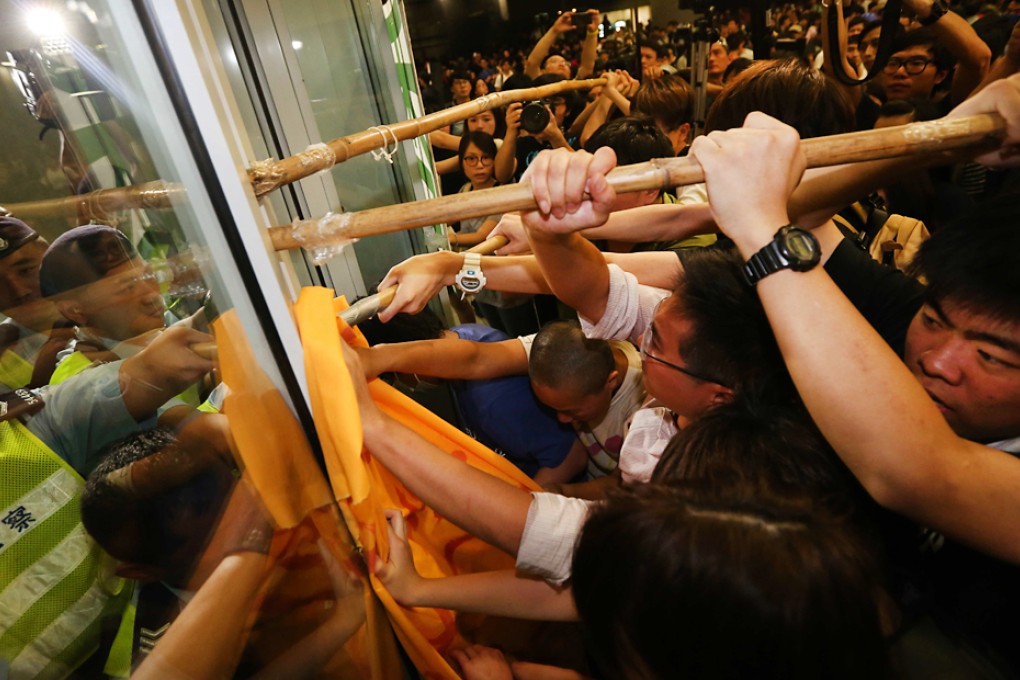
[[268, 113, 1006, 252], [1, 181, 182, 223], [247, 79, 606, 197], [338, 235, 508, 326]]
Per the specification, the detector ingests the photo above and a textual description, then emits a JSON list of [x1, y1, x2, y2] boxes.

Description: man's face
[[467, 111, 497, 136], [640, 294, 730, 419], [0, 242, 43, 314], [878, 45, 944, 101], [0, 241, 60, 330], [708, 43, 731, 77], [860, 28, 881, 71], [904, 299, 1020, 442], [66, 257, 166, 341], [543, 55, 572, 79], [532, 379, 614, 426], [847, 40, 862, 68], [847, 22, 864, 39], [640, 47, 658, 71], [451, 78, 472, 101]]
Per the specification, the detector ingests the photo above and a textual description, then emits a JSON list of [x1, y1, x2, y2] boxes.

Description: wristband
[[454, 252, 486, 299]]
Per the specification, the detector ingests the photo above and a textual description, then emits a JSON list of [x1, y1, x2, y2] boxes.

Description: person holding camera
[[524, 9, 600, 81], [494, 76, 577, 184]]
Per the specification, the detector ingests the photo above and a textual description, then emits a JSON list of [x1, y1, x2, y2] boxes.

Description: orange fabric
[[294, 287, 541, 679], [213, 310, 402, 679]]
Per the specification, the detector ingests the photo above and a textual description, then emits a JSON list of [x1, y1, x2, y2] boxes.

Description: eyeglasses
[[882, 56, 933, 75], [639, 300, 728, 387], [462, 155, 493, 166]]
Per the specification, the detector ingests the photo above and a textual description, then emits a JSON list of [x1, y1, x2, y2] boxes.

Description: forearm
[[534, 441, 589, 486], [577, 29, 598, 79], [133, 552, 268, 680], [581, 202, 713, 243], [526, 230, 610, 322], [494, 133, 518, 183], [603, 86, 631, 115], [400, 570, 577, 621], [526, 29, 558, 79], [569, 98, 600, 138], [363, 408, 533, 555], [579, 97, 614, 147], [435, 156, 460, 176], [931, 12, 992, 103], [430, 129, 462, 152], [451, 219, 498, 247], [971, 52, 1020, 97]]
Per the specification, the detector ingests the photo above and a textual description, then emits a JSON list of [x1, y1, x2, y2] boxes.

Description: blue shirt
[[452, 325, 575, 477]]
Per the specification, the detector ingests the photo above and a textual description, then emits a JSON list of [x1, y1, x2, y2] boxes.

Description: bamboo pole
[[339, 235, 508, 326], [1, 181, 182, 223], [269, 113, 1006, 253], [246, 78, 607, 197]]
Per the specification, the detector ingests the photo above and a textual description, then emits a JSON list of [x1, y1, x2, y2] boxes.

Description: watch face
[[780, 227, 821, 270]]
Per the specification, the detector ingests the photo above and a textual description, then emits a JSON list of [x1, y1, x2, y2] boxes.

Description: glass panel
[[0, 1, 369, 676]]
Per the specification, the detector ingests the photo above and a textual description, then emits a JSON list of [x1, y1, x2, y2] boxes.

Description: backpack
[[834, 195, 931, 272]]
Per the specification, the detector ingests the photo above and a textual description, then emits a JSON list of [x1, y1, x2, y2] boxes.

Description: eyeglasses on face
[[462, 154, 493, 166], [639, 300, 729, 387], [882, 56, 933, 75]]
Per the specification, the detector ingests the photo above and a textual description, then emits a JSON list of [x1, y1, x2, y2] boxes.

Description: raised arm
[[494, 103, 521, 183], [357, 335, 528, 381], [520, 147, 618, 324], [694, 111, 1020, 564], [525, 13, 576, 79], [576, 10, 600, 80], [905, 0, 991, 104]]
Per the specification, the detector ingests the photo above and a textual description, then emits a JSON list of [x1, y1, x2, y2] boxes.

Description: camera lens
[[520, 101, 551, 134]]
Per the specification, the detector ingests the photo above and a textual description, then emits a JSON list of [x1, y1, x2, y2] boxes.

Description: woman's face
[[475, 79, 489, 96], [467, 111, 497, 136], [461, 142, 494, 187]]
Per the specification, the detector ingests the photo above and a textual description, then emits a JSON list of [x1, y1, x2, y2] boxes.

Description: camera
[[569, 9, 592, 29], [520, 101, 551, 134]]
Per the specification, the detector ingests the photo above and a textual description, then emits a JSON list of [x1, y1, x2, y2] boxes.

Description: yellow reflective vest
[[0, 419, 132, 680]]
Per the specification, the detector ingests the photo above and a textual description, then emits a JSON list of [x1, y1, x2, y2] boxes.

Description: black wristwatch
[[742, 225, 821, 286], [919, 0, 948, 26]]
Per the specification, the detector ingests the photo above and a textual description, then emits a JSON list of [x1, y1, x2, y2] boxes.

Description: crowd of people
[[5, 0, 1020, 677]]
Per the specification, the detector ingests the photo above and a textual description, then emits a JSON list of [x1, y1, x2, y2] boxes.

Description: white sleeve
[[517, 333, 537, 358], [516, 492, 594, 585], [580, 264, 669, 345]]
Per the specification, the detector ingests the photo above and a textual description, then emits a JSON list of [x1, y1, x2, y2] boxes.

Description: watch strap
[[919, 0, 947, 26], [455, 252, 485, 298]]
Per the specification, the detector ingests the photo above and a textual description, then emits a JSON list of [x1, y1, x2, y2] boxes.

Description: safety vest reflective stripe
[[0, 525, 93, 626], [0, 468, 79, 557], [11, 573, 112, 679]]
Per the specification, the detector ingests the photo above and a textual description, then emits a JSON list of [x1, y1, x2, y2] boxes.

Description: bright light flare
[[26, 7, 67, 38]]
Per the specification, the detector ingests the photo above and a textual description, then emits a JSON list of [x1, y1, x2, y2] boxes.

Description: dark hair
[[723, 57, 753, 83], [908, 193, 1020, 324], [632, 75, 692, 133], [725, 31, 748, 52], [652, 400, 863, 516], [81, 427, 234, 572], [528, 320, 614, 396], [450, 71, 472, 84], [640, 40, 669, 59], [357, 306, 445, 346], [705, 59, 855, 138], [674, 244, 795, 402], [39, 225, 139, 298], [458, 130, 498, 161], [583, 115, 674, 165], [572, 483, 891, 680], [891, 27, 953, 71]]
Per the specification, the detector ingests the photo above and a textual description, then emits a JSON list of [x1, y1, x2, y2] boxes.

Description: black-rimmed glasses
[[882, 57, 933, 75], [639, 300, 729, 387]]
